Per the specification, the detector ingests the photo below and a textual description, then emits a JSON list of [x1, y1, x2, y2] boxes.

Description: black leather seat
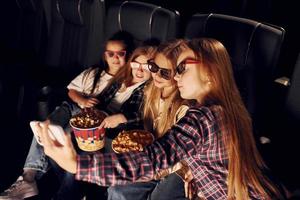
[[269, 52, 300, 193], [184, 13, 285, 139], [105, 1, 180, 43], [31, 0, 106, 120]]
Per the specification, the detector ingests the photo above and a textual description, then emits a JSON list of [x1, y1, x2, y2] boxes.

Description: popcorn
[[112, 130, 154, 153], [70, 108, 106, 128]]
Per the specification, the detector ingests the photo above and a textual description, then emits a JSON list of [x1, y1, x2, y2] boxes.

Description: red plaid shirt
[[75, 104, 264, 199]]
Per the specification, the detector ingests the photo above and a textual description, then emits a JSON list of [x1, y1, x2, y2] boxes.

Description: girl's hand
[[80, 97, 99, 108], [37, 121, 77, 174], [99, 114, 127, 129]]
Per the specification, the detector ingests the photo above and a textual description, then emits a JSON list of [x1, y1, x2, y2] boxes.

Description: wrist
[[117, 114, 127, 123], [76, 97, 85, 106], [70, 154, 77, 174]]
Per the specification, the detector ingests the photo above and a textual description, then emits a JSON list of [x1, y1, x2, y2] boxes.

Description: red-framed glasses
[[176, 59, 200, 75], [105, 50, 126, 58], [130, 61, 149, 71]]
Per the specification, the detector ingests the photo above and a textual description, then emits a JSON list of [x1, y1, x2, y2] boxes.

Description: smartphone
[[29, 121, 66, 145]]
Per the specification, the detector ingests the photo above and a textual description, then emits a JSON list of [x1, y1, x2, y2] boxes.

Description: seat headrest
[[105, 1, 179, 42], [17, 0, 37, 12], [58, 0, 85, 25], [185, 13, 285, 72]]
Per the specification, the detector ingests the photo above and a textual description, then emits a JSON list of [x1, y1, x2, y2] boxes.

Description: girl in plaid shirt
[[39, 38, 284, 200]]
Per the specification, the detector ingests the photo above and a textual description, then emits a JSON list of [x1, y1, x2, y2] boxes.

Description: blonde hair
[[143, 39, 187, 138], [187, 38, 281, 199]]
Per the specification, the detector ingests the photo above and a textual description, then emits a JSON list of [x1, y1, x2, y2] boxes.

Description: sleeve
[[67, 68, 92, 92], [75, 108, 203, 187]]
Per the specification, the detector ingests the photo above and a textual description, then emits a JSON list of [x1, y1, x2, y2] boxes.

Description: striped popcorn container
[[69, 108, 107, 152], [70, 124, 105, 152]]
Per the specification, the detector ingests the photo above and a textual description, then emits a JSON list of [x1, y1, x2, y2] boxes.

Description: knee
[[107, 186, 128, 200]]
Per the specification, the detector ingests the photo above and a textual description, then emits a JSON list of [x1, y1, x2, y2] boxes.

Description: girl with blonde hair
[[107, 39, 190, 200]]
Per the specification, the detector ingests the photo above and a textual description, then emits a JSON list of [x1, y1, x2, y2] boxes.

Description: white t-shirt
[[67, 68, 113, 96], [106, 81, 145, 114]]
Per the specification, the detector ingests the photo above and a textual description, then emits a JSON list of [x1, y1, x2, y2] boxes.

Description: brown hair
[[109, 45, 157, 88], [143, 39, 187, 138], [187, 38, 281, 199]]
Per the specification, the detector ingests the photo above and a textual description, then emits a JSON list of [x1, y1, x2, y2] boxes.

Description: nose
[[174, 73, 180, 81], [137, 65, 144, 71], [112, 53, 119, 58]]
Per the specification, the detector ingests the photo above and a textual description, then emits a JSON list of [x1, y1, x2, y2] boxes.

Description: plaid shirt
[[96, 81, 146, 127], [75, 104, 264, 200]]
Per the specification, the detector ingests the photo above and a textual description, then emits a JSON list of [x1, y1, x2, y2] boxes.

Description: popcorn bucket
[[69, 108, 107, 152], [70, 124, 105, 152]]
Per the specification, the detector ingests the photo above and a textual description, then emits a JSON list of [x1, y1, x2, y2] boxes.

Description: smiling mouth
[[136, 74, 144, 78]]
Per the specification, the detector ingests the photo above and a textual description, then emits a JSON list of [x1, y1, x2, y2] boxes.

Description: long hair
[[108, 44, 157, 88], [85, 31, 135, 95], [187, 38, 280, 199], [143, 39, 187, 138]]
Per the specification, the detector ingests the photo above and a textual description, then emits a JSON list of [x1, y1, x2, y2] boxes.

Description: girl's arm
[[75, 108, 203, 186], [68, 89, 99, 108]]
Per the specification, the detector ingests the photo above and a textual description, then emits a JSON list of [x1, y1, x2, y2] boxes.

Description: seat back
[[184, 13, 285, 134], [105, 1, 180, 43], [268, 52, 300, 191], [56, 0, 106, 79], [29, 0, 106, 120], [282, 53, 300, 189], [285, 53, 300, 122]]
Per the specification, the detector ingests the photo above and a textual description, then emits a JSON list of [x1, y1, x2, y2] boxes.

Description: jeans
[[23, 101, 81, 179], [107, 173, 187, 200], [51, 147, 108, 200], [50, 161, 86, 200]]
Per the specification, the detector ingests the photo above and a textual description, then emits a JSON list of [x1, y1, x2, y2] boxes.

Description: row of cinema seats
[[1, 0, 300, 198]]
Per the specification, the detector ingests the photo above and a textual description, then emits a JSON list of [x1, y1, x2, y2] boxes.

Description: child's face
[[151, 53, 175, 89], [174, 49, 210, 102], [131, 55, 151, 83], [104, 41, 127, 70]]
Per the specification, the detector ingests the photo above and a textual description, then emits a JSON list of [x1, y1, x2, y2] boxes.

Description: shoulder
[[133, 81, 147, 93], [187, 105, 222, 120]]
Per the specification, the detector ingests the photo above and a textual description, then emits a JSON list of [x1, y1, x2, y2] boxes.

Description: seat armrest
[[274, 76, 290, 86]]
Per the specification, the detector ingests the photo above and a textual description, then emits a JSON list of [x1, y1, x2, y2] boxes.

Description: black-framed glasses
[[147, 61, 173, 80], [176, 59, 200, 75], [130, 61, 149, 71], [105, 50, 126, 58]]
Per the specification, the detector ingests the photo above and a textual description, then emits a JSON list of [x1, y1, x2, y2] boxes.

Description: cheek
[[180, 76, 198, 94], [119, 58, 126, 64], [105, 57, 112, 64], [143, 71, 151, 80], [131, 69, 137, 76]]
